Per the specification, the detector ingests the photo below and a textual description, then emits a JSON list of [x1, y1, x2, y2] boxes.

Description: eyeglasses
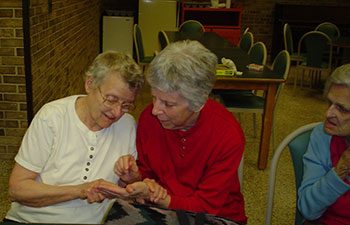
[[98, 87, 135, 112]]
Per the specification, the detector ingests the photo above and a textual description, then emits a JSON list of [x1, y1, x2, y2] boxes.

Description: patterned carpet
[[0, 67, 328, 224]]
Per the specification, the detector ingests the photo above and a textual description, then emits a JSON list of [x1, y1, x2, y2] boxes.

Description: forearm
[[298, 168, 350, 220], [9, 180, 85, 207]]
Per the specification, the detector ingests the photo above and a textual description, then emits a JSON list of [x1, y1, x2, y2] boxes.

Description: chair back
[[283, 23, 294, 54], [272, 50, 291, 80], [315, 22, 340, 41], [158, 30, 170, 50], [248, 41, 267, 65], [243, 27, 250, 35], [265, 122, 322, 225], [133, 24, 145, 64], [179, 20, 205, 34], [239, 31, 254, 53], [297, 31, 333, 69]]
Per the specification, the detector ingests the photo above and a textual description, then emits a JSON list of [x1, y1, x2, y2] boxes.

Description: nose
[[110, 104, 124, 117], [326, 104, 336, 118], [152, 99, 163, 116]]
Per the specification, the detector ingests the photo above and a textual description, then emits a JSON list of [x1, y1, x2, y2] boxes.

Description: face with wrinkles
[[84, 73, 136, 131], [151, 88, 199, 130], [324, 84, 350, 136]]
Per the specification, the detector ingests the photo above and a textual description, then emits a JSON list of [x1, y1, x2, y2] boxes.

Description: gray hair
[[146, 40, 217, 111], [324, 64, 350, 96], [86, 51, 144, 90]]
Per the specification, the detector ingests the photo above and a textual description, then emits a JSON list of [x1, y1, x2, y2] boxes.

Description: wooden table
[[166, 31, 285, 169]]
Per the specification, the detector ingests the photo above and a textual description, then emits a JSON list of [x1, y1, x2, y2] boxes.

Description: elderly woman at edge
[[298, 64, 350, 225]]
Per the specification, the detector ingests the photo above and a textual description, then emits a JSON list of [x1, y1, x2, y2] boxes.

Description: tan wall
[[0, 0, 102, 159]]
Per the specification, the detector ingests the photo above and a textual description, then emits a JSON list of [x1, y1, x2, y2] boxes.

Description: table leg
[[258, 84, 278, 169]]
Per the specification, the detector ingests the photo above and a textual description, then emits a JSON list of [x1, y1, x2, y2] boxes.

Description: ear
[[85, 76, 94, 93]]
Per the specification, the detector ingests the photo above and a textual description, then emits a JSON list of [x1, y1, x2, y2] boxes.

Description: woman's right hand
[[114, 155, 141, 184]]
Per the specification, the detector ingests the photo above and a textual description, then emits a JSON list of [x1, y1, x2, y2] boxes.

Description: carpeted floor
[[0, 66, 328, 224]]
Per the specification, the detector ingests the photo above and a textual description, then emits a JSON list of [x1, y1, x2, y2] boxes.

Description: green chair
[[158, 30, 170, 51], [133, 24, 154, 69], [219, 50, 290, 142], [265, 122, 322, 225], [248, 41, 267, 65], [179, 20, 204, 34], [294, 31, 333, 92], [238, 31, 254, 53], [283, 23, 304, 64], [315, 22, 340, 41], [315, 22, 341, 66], [214, 42, 267, 114]]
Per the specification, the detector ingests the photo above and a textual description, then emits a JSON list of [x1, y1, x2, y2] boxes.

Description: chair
[[315, 22, 340, 41], [315, 22, 341, 66], [179, 20, 205, 34], [248, 41, 267, 65], [265, 122, 322, 225], [219, 50, 290, 142], [239, 31, 254, 53], [243, 27, 250, 35], [133, 24, 154, 69], [294, 31, 333, 92], [158, 30, 170, 51], [214, 42, 266, 109], [283, 23, 304, 64]]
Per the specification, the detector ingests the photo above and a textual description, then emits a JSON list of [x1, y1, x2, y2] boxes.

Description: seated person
[[100, 40, 247, 224], [298, 64, 350, 225], [3, 51, 160, 224]]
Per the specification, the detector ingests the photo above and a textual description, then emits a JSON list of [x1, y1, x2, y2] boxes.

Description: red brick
[[5, 120, 19, 128], [0, 28, 14, 37], [15, 28, 23, 37], [0, 9, 13, 17], [0, 102, 18, 110], [0, 47, 15, 56], [0, 66, 16, 74], [6, 128, 26, 137], [0, 84, 17, 92], [14, 9, 22, 18], [4, 93, 26, 102], [4, 111, 27, 120], [0, 18, 22, 28], [1, 56, 24, 65], [0, 0, 21, 7], [3, 75, 25, 84], [0, 38, 23, 47]]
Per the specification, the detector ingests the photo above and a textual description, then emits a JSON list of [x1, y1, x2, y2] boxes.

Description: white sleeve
[[15, 107, 54, 173]]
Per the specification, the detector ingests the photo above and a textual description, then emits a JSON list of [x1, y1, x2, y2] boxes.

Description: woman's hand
[[143, 178, 168, 203], [114, 155, 141, 184]]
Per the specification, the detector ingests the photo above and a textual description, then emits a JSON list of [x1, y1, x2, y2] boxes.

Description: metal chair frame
[[265, 122, 322, 225]]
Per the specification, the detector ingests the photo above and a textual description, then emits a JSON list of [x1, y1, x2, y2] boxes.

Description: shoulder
[[310, 123, 331, 144], [36, 95, 80, 120], [138, 104, 156, 125], [201, 99, 244, 137], [116, 113, 136, 128]]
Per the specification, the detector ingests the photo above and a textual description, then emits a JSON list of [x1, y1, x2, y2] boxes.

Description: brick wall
[[0, 0, 102, 159], [30, 0, 102, 113], [0, 0, 24, 159]]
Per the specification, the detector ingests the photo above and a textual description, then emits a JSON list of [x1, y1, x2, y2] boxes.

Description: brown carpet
[[0, 66, 328, 224]]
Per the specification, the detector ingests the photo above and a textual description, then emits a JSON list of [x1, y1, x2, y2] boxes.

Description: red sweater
[[136, 99, 247, 223]]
